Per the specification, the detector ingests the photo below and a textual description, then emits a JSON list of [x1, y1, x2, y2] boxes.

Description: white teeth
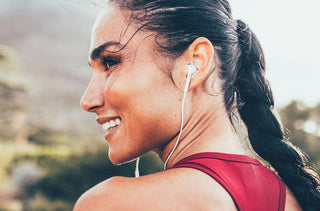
[[102, 122, 110, 130], [115, 118, 121, 125], [102, 118, 121, 131], [110, 120, 116, 127]]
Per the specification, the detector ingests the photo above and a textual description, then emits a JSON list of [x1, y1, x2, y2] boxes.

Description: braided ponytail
[[235, 19, 320, 210], [111, 0, 319, 208]]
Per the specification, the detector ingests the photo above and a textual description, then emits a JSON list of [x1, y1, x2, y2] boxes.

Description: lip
[[104, 125, 119, 141], [96, 116, 121, 125], [96, 116, 122, 142]]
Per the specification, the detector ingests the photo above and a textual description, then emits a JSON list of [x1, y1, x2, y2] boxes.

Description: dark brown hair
[[110, 0, 320, 209]]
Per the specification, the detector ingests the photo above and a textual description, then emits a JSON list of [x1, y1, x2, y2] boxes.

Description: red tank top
[[170, 152, 286, 211]]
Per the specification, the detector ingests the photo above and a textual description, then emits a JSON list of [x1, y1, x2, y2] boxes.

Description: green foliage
[[0, 78, 27, 140], [0, 45, 28, 142], [9, 145, 162, 210], [27, 126, 70, 146], [25, 195, 73, 211]]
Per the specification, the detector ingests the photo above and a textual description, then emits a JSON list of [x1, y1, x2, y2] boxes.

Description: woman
[[74, 0, 320, 210]]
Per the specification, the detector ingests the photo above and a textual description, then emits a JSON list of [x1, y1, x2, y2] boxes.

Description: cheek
[[107, 67, 182, 147], [104, 69, 152, 109]]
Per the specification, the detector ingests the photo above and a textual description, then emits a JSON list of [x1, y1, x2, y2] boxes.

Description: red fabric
[[170, 152, 286, 211]]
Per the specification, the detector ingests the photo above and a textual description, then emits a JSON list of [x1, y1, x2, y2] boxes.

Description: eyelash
[[101, 56, 121, 71]]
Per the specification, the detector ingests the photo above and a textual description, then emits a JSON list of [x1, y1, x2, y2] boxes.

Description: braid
[[235, 19, 320, 210], [110, 0, 320, 208]]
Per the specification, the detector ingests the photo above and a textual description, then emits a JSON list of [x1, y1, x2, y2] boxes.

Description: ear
[[172, 37, 216, 92]]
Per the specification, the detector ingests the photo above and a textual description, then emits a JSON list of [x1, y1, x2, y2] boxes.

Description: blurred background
[[0, 0, 319, 210]]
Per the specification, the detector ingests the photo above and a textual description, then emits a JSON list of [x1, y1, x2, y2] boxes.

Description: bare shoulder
[[73, 176, 124, 211], [73, 168, 237, 211]]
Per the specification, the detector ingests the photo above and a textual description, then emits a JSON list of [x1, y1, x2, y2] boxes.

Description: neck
[[155, 95, 245, 169]]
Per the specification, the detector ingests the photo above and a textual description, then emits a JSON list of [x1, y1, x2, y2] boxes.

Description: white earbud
[[164, 64, 197, 170], [187, 63, 197, 74], [184, 64, 197, 93]]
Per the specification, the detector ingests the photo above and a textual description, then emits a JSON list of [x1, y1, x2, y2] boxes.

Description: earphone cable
[[135, 157, 140, 178], [164, 89, 188, 169]]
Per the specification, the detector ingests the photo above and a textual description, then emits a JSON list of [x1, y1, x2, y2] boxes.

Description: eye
[[102, 56, 120, 71]]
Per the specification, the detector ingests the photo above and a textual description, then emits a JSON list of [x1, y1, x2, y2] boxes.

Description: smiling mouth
[[102, 118, 121, 133]]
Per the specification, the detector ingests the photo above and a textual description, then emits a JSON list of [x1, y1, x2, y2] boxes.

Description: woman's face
[[81, 6, 183, 164]]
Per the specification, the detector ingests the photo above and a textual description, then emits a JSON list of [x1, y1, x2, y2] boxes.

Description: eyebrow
[[89, 41, 123, 65]]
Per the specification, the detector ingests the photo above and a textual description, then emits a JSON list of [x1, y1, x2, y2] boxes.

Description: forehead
[[90, 5, 140, 54]]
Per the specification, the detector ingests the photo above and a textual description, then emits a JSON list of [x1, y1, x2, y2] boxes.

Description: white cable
[[164, 64, 195, 170], [135, 157, 140, 178], [137, 87, 188, 173], [164, 84, 188, 170]]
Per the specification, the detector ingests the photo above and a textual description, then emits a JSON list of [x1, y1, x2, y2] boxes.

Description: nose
[[80, 75, 105, 112]]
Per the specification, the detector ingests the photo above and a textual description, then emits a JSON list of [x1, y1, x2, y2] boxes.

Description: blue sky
[[229, 0, 320, 107]]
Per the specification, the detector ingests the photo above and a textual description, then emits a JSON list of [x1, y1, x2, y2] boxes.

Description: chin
[[108, 149, 137, 165]]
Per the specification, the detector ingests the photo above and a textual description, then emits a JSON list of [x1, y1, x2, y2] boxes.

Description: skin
[[75, 4, 302, 211]]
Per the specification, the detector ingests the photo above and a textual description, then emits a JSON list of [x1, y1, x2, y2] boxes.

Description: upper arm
[[73, 176, 168, 211], [73, 175, 176, 211], [73, 168, 237, 211], [73, 176, 125, 211]]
